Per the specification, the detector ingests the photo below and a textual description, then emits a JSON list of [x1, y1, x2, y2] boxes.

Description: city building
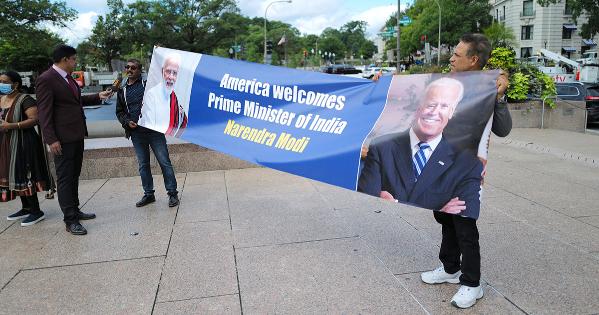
[[489, 0, 597, 59]]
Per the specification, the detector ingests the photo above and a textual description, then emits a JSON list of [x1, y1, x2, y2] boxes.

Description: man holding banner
[[359, 76, 485, 308], [422, 33, 511, 309], [117, 58, 180, 208]]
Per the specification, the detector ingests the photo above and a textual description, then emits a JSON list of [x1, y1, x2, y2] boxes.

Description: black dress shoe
[[168, 194, 179, 207], [66, 223, 87, 235], [136, 194, 156, 207], [77, 211, 96, 220]]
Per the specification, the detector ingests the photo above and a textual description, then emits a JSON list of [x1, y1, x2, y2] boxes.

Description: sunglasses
[[125, 65, 138, 70]]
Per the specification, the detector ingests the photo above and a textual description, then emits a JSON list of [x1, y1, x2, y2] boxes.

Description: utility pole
[[435, 0, 441, 66], [396, 0, 401, 68]]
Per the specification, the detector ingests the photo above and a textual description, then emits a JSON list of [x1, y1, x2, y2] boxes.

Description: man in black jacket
[[115, 59, 179, 208]]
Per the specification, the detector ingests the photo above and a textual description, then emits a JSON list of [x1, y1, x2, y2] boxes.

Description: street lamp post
[[396, 0, 401, 67], [264, 0, 292, 64], [434, 0, 441, 66]]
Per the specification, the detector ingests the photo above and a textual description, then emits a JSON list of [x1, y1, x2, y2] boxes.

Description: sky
[[58, 0, 413, 46]]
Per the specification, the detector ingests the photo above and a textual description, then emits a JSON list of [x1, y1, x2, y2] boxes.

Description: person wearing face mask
[[115, 59, 179, 208], [0, 71, 55, 226]]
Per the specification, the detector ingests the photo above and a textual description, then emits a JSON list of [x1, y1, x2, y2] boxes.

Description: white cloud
[[48, 11, 98, 46], [238, 0, 406, 38], [354, 5, 397, 38]]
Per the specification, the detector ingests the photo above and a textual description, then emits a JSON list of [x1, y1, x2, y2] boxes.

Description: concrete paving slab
[[490, 144, 599, 190], [0, 257, 163, 314], [484, 194, 599, 253], [225, 168, 316, 197], [236, 237, 426, 314], [184, 170, 225, 187], [485, 159, 599, 217], [335, 206, 439, 275], [310, 180, 386, 210], [578, 215, 599, 229], [23, 219, 172, 269], [153, 294, 241, 314], [396, 272, 524, 314], [499, 129, 599, 162], [0, 238, 46, 289], [177, 183, 229, 223], [228, 192, 352, 248], [479, 221, 599, 314], [24, 182, 176, 268], [157, 221, 238, 302]]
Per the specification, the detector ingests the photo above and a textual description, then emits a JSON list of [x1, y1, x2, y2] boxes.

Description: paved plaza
[[1, 128, 598, 314]]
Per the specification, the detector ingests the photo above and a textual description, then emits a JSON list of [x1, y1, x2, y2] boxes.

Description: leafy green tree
[[483, 22, 516, 48], [339, 21, 377, 60], [0, 0, 76, 31], [123, 0, 238, 54], [537, 0, 598, 38], [385, 0, 493, 59], [0, 0, 76, 70], [87, 0, 124, 71]]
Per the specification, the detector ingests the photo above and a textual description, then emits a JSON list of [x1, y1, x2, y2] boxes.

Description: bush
[[506, 72, 530, 101], [486, 47, 557, 107], [405, 64, 444, 74]]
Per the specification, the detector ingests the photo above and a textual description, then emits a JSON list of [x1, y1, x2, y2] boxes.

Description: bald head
[[162, 54, 181, 91]]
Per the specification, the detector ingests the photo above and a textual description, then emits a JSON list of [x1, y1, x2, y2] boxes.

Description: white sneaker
[[421, 266, 461, 284], [451, 285, 484, 309]]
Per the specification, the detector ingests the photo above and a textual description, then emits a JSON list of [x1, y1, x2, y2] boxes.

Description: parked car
[[361, 67, 394, 79], [555, 82, 599, 123]]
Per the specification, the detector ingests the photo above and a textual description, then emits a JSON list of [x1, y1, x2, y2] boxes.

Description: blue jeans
[[130, 129, 178, 196]]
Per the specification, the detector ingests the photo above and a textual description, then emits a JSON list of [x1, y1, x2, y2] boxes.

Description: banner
[[140, 47, 499, 219]]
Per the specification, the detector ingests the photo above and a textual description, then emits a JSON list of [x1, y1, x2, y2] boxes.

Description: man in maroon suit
[[36, 45, 112, 235]]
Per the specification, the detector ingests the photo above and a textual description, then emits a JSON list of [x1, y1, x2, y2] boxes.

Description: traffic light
[[303, 49, 308, 58], [266, 40, 273, 55]]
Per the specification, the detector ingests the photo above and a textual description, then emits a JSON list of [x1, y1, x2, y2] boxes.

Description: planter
[[508, 100, 587, 133]]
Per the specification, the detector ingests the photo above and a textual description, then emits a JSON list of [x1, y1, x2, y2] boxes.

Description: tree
[[385, 0, 493, 59], [0, 0, 76, 70], [483, 22, 516, 48], [339, 21, 377, 59], [123, 0, 238, 54], [87, 0, 124, 71], [537, 0, 598, 38], [0, 0, 76, 31]]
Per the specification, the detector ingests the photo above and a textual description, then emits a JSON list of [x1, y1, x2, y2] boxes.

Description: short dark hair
[[127, 58, 142, 69], [1, 70, 23, 90], [52, 44, 77, 63], [459, 33, 492, 69]]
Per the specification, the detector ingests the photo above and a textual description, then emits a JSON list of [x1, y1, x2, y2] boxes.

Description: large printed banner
[[140, 47, 499, 219]]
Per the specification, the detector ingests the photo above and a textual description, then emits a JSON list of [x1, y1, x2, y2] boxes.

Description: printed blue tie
[[413, 142, 430, 180]]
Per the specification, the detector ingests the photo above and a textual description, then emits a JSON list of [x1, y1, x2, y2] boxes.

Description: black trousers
[[20, 195, 41, 214], [433, 211, 480, 287], [54, 140, 83, 225]]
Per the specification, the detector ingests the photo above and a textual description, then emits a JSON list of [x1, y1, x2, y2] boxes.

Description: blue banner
[[140, 47, 499, 219]]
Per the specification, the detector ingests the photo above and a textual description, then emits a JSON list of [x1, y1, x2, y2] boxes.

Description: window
[[521, 47, 532, 58], [556, 85, 580, 97], [562, 28, 572, 39], [564, 0, 572, 15], [522, 0, 534, 16], [521, 25, 533, 40], [496, 9, 499, 20]]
